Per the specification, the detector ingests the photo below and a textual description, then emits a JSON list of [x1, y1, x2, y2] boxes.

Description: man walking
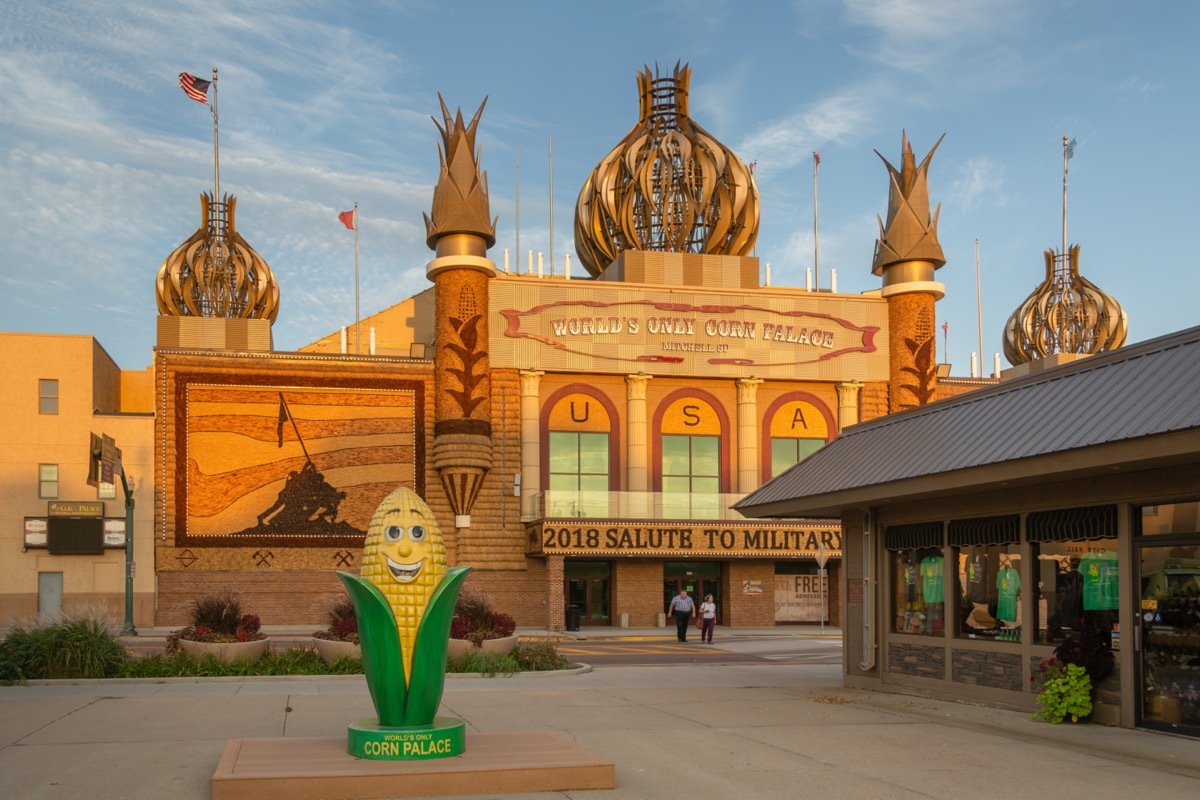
[[668, 587, 696, 642]]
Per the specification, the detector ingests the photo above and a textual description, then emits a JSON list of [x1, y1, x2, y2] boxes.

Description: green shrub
[[1034, 660, 1093, 723], [513, 641, 569, 671], [445, 650, 518, 676], [119, 648, 363, 678], [0, 611, 125, 682]]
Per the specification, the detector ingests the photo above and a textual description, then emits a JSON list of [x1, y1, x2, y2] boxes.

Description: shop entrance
[[1136, 531, 1199, 736], [565, 560, 611, 626], [663, 561, 722, 621]]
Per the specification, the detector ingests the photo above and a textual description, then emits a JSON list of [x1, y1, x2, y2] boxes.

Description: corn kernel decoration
[[339, 486, 470, 753]]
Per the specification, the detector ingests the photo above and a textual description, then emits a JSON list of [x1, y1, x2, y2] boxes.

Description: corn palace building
[[5, 66, 990, 632]]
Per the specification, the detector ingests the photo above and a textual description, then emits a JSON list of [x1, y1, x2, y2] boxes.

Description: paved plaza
[[2, 630, 1199, 799]]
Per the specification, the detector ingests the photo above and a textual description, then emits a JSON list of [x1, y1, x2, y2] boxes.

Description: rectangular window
[[1033, 540, 1119, 645], [1138, 500, 1200, 536], [891, 547, 946, 636], [662, 434, 720, 518], [956, 545, 1022, 640], [39, 379, 59, 415], [548, 431, 610, 517], [39, 464, 59, 499], [770, 438, 825, 478]]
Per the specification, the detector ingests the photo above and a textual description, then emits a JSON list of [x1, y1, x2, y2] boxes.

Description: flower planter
[[312, 637, 361, 664], [179, 637, 269, 665], [447, 635, 519, 660]]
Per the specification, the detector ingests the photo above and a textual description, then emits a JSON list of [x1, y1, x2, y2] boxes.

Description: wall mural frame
[[172, 371, 425, 548]]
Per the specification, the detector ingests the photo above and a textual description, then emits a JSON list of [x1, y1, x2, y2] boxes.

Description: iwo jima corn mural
[[233, 393, 359, 538]]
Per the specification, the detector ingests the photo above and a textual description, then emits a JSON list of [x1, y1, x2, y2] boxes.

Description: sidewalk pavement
[[3, 637, 1199, 799]]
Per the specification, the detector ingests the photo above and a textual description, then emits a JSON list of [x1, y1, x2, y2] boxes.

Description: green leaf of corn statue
[[339, 566, 470, 727]]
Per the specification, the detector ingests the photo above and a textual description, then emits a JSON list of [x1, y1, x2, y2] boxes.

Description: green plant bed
[[119, 648, 364, 679], [1, 613, 126, 682]]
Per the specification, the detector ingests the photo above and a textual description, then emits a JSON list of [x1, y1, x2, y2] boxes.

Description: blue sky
[[2, 0, 1197, 373]]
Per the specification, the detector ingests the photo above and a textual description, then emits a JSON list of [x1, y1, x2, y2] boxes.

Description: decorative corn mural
[[339, 486, 469, 731]]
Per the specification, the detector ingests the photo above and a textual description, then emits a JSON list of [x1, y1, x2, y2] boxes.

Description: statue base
[[347, 716, 466, 760]]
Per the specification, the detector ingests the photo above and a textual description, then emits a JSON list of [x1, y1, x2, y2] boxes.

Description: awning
[[948, 514, 1020, 546], [1027, 504, 1117, 542]]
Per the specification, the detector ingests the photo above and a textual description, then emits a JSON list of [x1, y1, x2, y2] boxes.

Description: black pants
[[674, 611, 691, 641]]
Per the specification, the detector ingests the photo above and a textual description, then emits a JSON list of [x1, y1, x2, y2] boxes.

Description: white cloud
[[949, 156, 1007, 210]]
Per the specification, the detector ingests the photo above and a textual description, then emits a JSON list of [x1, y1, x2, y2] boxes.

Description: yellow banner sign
[[532, 522, 842, 558]]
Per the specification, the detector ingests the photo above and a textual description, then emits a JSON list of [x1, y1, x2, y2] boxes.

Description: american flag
[[178, 72, 210, 104]]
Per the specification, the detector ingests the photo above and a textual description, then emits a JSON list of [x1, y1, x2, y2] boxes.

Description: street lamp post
[[119, 471, 136, 635]]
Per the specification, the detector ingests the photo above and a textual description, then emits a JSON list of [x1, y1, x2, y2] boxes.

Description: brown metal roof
[[736, 325, 1200, 518]]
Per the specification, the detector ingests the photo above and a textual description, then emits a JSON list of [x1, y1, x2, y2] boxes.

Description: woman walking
[[698, 594, 716, 643]]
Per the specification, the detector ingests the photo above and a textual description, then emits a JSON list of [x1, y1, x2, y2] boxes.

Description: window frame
[[39, 463, 59, 499], [39, 379, 59, 415]]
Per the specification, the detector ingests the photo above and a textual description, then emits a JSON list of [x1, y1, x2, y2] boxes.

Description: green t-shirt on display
[[1079, 551, 1119, 611], [920, 556, 944, 603], [996, 567, 1021, 623]]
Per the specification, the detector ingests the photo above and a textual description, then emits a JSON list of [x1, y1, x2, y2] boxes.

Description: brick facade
[[888, 641, 946, 679], [952, 649, 1024, 692]]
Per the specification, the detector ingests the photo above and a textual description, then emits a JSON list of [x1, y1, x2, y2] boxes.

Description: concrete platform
[[211, 730, 616, 799]]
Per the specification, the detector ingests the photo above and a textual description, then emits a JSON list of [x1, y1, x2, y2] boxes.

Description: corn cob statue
[[340, 486, 470, 759]]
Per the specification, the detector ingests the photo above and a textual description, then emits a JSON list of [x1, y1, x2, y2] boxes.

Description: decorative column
[[519, 370, 544, 520], [625, 373, 653, 493], [836, 381, 863, 431], [425, 97, 498, 529], [872, 132, 947, 413], [735, 377, 763, 493]]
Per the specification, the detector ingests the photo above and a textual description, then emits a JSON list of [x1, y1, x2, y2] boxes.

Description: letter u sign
[[570, 401, 590, 423]]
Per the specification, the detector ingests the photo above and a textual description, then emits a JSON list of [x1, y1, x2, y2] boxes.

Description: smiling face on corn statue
[[338, 486, 471, 759]]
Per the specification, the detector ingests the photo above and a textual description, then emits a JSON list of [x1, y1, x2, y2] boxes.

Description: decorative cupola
[[872, 132, 947, 412], [1003, 138, 1126, 369], [574, 63, 760, 287]]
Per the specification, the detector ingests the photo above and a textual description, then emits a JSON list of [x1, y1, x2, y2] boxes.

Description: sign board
[[47, 501, 105, 518], [25, 517, 126, 549], [775, 574, 830, 622], [532, 522, 842, 558], [742, 580, 764, 595]]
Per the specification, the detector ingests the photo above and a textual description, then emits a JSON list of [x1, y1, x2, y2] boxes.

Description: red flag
[[748, 160, 756, 175], [178, 72, 210, 104], [814, 151, 822, 168], [941, 322, 949, 334], [338, 209, 357, 230]]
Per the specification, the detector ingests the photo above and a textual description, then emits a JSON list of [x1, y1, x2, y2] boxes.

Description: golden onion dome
[[1003, 245, 1127, 365], [574, 63, 759, 278], [156, 193, 279, 322]]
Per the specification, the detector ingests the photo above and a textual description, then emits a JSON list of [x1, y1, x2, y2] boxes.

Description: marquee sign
[[528, 521, 842, 559], [489, 282, 888, 380]]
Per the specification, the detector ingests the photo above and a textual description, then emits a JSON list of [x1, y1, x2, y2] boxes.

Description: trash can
[[565, 606, 581, 631]]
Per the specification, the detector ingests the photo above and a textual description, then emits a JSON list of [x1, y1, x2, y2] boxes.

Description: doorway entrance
[[663, 561, 722, 622], [565, 560, 611, 626], [1135, 516, 1199, 737]]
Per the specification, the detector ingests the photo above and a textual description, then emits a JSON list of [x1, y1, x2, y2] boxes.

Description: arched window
[[545, 390, 614, 518], [765, 396, 834, 478], [657, 394, 727, 519]]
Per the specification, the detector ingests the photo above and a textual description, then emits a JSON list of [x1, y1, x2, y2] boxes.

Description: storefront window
[[948, 514, 1022, 641], [891, 547, 945, 636], [1139, 501, 1200, 536], [1033, 540, 1119, 644], [548, 431, 609, 517], [1028, 505, 1120, 646]]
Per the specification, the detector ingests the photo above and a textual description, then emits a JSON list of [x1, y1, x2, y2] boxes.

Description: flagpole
[[812, 152, 820, 292], [548, 136, 554, 277], [211, 68, 219, 200], [975, 238, 983, 375], [1062, 135, 1069, 267], [515, 148, 520, 271], [354, 202, 360, 355]]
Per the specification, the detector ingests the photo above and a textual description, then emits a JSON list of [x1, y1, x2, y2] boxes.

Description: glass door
[[565, 561, 611, 625], [1136, 535, 1200, 735]]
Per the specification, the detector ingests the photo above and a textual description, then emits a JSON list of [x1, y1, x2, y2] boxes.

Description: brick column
[[519, 370, 544, 520], [546, 554, 565, 631]]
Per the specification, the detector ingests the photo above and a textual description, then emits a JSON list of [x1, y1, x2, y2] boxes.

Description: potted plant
[[311, 595, 361, 663], [447, 591, 518, 660], [172, 589, 269, 664], [1033, 657, 1093, 723]]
